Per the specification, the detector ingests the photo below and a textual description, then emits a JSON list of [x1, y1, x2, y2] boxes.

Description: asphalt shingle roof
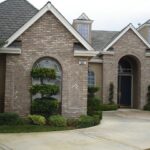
[[0, 0, 38, 41], [91, 30, 119, 51]]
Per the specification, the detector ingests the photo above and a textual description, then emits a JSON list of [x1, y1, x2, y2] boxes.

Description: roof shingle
[[0, 0, 38, 41]]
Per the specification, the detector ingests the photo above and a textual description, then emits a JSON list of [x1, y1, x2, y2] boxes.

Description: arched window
[[32, 57, 62, 100], [88, 70, 95, 87]]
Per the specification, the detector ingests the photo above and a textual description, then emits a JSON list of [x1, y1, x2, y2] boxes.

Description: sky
[[1, 0, 150, 31]]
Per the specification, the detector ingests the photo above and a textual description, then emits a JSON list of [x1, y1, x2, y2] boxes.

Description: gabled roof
[[78, 13, 91, 21], [137, 20, 150, 30], [0, 0, 38, 41], [4, 2, 94, 51], [91, 30, 119, 51], [103, 24, 150, 52]]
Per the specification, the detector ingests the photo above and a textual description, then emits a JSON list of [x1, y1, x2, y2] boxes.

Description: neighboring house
[[0, 0, 150, 117]]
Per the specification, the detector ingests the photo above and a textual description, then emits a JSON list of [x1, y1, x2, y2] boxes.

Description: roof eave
[[4, 2, 94, 51], [0, 47, 21, 54]]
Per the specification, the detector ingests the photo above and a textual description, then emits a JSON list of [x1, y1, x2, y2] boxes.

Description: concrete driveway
[[0, 109, 150, 150]]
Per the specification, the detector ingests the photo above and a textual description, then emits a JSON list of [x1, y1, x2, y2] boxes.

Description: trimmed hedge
[[77, 115, 94, 128], [48, 115, 67, 127], [67, 118, 78, 127], [28, 115, 46, 125], [99, 104, 118, 111], [30, 84, 59, 96], [31, 98, 59, 117], [31, 68, 56, 79], [0, 112, 21, 125], [144, 104, 150, 111]]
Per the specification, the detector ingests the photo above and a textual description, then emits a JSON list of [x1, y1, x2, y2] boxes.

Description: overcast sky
[[2, 0, 150, 31]]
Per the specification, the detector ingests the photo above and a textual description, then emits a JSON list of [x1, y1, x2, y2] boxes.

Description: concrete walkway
[[0, 109, 150, 150]]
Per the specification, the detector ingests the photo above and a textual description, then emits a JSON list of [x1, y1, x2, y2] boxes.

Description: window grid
[[88, 71, 95, 87]]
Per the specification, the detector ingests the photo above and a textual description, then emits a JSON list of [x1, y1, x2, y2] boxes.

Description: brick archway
[[118, 55, 141, 108]]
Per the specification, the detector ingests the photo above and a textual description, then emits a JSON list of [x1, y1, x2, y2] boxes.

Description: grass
[[0, 125, 74, 133]]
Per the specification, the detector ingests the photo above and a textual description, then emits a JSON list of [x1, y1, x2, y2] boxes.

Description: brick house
[[0, 0, 150, 117]]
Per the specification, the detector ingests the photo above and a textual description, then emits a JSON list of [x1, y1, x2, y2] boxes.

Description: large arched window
[[88, 70, 95, 87], [32, 57, 62, 100]]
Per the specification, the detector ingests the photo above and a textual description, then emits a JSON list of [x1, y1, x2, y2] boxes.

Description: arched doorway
[[118, 55, 141, 108]]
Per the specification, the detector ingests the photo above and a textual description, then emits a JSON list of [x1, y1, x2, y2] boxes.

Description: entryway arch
[[117, 55, 141, 108]]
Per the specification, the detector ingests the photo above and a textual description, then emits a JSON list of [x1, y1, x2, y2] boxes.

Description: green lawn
[[0, 125, 74, 133]]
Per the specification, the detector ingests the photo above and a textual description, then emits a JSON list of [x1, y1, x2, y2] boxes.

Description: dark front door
[[118, 75, 132, 107]]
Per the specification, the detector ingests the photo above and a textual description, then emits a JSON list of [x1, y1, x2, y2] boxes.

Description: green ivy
[[31, 68, 56, 79], [30, 84, 59, 96]]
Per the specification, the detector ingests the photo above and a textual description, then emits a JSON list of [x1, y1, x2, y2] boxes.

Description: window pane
[[88, 71, 95, 87], [77, 24, 89, 40]]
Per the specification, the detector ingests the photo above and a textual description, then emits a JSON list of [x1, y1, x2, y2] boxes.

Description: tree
[[108, 82, 114, 104], [30, 68, 60, 117]]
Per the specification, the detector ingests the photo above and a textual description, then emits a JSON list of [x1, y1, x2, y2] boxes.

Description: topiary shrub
[[0, 112, 21, 125], [31, 68, 56, 79], [30, 67, 60, 116], [108, 82, 114, 104], [31, 98, 59, 118], [28, 115, 46, 125], [30, 85, 59, 96], [144, 85, 150, 111], [99, 104, 118, 111], [77, 115, 94, 128], [48, 115, 67, 127], [88, 86, 99, 98], [87, 97, 101, 115]]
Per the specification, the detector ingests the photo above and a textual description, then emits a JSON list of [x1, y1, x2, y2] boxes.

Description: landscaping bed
[[0, 125, 74, 133]]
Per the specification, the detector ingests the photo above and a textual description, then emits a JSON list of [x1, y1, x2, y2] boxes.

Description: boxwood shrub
[[77, 115, 94, 128], [28, 115, 46, 125], [0, 112, 21, 125], [144, 104, 150, 111], [67, 118, 78, 127], [48, 115, 67, 127], [31, 98, 60, 117]]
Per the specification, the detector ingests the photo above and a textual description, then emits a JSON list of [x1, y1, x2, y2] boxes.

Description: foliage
[[90, 111, 103, 120], [28, 115, 46, 125], [144, 85, 150, 111], [88, 86, 99, 98], [99, 104, 118, 111], [0, 112, 21, 125], [144, 104, 150, 111], [92, 115, 101, 125], [67, 118, 79, 127], [30, 84, 59, 96], [108, 82, 114, 104], [31, 98, 60, 117], [31, 68, 56, 79], [48, 115, 67, 127], [0, 125, 73, 133], [147, 85, 150, 104], [77, 115, 94, 128]]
